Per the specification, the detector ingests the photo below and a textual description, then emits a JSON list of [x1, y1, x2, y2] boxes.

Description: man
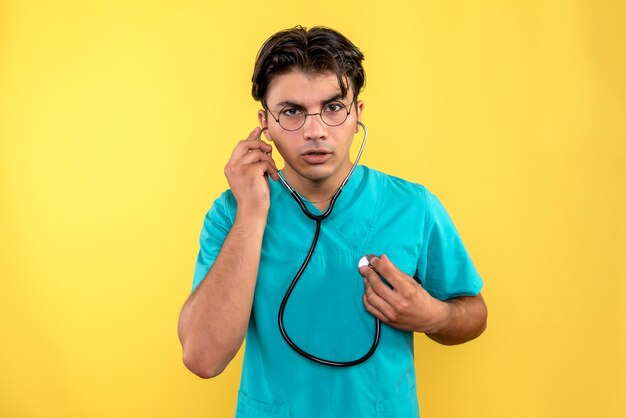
[[178, 26, 487, 417]]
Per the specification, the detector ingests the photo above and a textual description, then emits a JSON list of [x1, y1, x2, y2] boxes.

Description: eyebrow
[[275, 93, 346, 108]]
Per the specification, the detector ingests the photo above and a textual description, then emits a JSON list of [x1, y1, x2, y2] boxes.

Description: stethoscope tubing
[[265, 121, 381, 367]]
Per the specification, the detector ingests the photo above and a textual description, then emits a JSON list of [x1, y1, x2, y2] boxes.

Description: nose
[[301, 112, 327, 141]]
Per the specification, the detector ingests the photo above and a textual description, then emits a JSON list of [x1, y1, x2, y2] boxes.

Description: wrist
[[234, 207, 268, 231], [425, 299, 452, 335]]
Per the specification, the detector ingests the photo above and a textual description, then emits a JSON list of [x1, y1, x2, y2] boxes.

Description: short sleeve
[[416, 187, 483, 300], [191, 191, 235, 293]]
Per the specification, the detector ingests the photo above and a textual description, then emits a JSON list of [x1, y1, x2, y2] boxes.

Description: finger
[[238, 148, 277, 169], [254, 127, 269, 141], [359, 265, 402, 306], [362, 293, 391, 323], [248, 146, 273, 156], [241, 152, 279, 180], [230, 139, 270, 156], [249, 128, 273, 153], [245, 126, 271, 148], [362, 274, 397, 320], [369, 255, 414, 295], [243, 138, 273, 154], [230, 132, 273, 159], [244, 126, 262, 141], [247, 160, 279, 181], [230, 141, 273, 163]]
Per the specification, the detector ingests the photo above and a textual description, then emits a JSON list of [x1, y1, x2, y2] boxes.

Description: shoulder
[[360, 166, 431, 203], [217, 189, 236, 206]]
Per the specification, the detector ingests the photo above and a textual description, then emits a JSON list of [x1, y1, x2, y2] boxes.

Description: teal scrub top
[[192, 165, 483, 418]]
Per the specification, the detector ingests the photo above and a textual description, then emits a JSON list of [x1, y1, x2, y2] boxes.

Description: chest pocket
[[235, 391, 289, 418], [375, 384, 420, 418]]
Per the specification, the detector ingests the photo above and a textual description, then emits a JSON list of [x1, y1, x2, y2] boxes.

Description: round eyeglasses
[[265, 96, 357, 131]]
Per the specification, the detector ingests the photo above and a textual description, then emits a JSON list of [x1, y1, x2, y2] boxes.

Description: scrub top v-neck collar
[[272, 165, 365, 217]]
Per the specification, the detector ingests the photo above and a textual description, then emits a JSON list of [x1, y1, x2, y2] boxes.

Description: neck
[[282, 161, 353, 203]]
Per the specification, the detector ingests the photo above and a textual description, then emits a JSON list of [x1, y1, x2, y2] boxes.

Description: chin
[[291, 163, 336, 182], [301, 167, 335, 181]]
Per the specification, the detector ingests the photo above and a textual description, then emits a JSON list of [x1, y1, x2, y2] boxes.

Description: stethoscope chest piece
[[358, 254, 377, 269]]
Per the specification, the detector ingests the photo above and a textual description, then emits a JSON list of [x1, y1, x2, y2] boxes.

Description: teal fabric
[[192, 165, 483, 418]]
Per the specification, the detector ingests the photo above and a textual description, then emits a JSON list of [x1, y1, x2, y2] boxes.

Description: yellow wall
[[1, 1, 624, 417]]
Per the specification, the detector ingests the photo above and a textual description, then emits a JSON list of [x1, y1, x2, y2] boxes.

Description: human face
[[258, 71, 364, 190]]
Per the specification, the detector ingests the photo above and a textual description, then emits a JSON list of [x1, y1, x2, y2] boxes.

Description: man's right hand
[[224, 127, 280, 216]]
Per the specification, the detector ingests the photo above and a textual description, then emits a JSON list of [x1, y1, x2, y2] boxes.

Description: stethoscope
[[259, 121, 381, 367]]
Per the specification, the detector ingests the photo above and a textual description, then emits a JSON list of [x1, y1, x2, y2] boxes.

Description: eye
[[324, 102, 345, 112], [280, 107, 302, 118]]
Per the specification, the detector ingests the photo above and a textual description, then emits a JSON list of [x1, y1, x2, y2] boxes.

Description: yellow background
[[1, 0, 624, 417]]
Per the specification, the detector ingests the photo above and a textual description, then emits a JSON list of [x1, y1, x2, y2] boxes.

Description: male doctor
[[178, 25, 487, 418]]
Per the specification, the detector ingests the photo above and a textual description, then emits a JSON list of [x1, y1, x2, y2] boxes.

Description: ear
[[355, 100, 365, 133], [257, 109, 273, 141]]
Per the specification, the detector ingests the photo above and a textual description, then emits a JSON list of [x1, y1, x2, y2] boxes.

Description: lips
[[302, 149, 332, 164]]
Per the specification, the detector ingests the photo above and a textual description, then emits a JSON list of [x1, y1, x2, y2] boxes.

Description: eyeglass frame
[[263, 95, 358, 131]]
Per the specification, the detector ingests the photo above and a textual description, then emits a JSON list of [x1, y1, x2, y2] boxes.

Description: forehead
[[264, 70, 350, 106]]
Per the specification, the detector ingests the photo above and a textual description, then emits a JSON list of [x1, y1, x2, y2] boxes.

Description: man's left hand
[[359, 254, 448, 333]]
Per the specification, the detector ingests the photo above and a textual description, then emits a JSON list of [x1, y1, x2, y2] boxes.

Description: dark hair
[[251, 26, 365, 107]]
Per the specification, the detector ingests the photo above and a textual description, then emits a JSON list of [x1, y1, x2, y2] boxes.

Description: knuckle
[[367, 283, 378, 293], [397, 301, 409, 314], [402, 288, 416, 299], [231, 165, 244, 176], [387, 311, 398, 322], [371, 280, 382, 293], [249, 162, 261, 173]]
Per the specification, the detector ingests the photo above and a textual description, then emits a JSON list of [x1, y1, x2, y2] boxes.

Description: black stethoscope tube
[[270, 121, 381, 367]]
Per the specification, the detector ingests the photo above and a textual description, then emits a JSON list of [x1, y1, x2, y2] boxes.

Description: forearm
[[178, 210, 266, 378], [425, 293, 487, 346]]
